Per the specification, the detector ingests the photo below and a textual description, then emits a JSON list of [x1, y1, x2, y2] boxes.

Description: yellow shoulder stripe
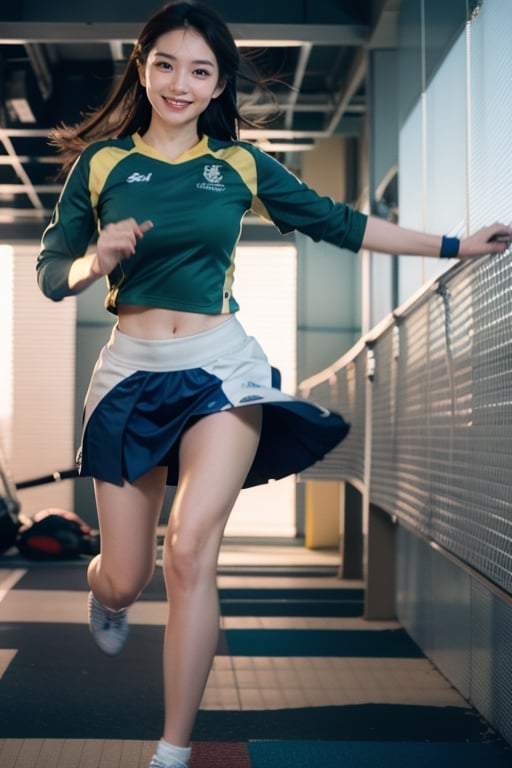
[[210, 144, 258, 197], [88, 146, 133, 208], [209, 144, 273, 221]]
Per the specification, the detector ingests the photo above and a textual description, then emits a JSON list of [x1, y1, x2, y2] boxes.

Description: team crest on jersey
[[204, 164, 223, 184], [197, 163, 225, 192]]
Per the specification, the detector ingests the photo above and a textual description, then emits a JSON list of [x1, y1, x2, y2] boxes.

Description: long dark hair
[[50, 1, 245, 172]]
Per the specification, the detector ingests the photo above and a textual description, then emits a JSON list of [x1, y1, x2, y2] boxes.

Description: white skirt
[[77, 317, 350, 487]]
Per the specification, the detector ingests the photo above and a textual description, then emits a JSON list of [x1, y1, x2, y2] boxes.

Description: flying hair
[[48, 1, 278, 174]]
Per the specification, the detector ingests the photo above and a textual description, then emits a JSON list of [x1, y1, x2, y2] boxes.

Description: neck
[[141, 124, 201, 159]]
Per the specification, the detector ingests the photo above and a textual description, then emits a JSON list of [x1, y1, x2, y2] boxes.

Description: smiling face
[[137, 26, 226, 137]]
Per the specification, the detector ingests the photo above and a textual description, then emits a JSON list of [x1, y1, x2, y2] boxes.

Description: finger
[[481, 237, 511, 256], [488, 239, 511, 254], [129, 219, 153, 240], [486, 222, 512, 241], [102, 232, 137, 257], [120, 235, 139, 256], [488, 233, 512, 244], [487, 225, 512, 250]]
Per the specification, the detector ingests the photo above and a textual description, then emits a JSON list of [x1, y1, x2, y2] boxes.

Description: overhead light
[[254, 141, 315, 152], [6, 98, 37, 124], [235, 39, 303, 47], [5, 69, 42, 124]]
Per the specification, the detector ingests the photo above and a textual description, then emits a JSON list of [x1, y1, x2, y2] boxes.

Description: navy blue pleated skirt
[[77, 316, 350, 488]]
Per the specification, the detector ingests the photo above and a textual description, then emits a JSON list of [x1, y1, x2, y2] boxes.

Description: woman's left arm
[[362, 215, 512, 260]]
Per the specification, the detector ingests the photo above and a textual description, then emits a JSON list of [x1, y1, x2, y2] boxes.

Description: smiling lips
[[163, 97, 191, 109]]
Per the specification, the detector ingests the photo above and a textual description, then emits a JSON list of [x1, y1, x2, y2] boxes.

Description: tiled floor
[[0, 540, 479, 767]]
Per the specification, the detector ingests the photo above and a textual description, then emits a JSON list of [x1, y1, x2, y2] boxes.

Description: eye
[[194, 68, 211, 77], [156, 60, 172, 71]]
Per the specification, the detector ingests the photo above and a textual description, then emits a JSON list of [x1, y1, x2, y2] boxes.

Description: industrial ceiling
[[0, 0, 400, 239]]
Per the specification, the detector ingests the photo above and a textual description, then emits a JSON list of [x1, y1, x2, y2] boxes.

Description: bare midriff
[[117, 305, 231, 339]]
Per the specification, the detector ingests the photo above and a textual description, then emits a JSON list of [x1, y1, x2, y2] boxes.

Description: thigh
[[94, 464, 168, 583], [170, 406, 262, 548]]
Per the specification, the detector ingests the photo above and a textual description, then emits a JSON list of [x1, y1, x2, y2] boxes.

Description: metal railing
[[299, 252, 512, 596]]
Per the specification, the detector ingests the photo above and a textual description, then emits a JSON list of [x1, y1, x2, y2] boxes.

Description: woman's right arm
[[37, 146, 152, 301], [37, 151, 99, 301], [66, 219, 153, 294]]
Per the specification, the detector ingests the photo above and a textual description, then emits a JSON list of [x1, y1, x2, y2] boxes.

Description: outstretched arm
[[362, 215, 512, 260]]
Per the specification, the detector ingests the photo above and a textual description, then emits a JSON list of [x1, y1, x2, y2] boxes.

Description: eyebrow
[[154, 51, 215, 67]]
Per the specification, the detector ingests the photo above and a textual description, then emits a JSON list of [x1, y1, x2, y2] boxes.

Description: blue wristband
[[440, 235, 460, 259]]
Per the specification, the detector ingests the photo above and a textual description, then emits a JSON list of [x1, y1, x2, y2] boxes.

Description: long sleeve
[[37, 151, 98, 301], [249, 146, 368, 252]]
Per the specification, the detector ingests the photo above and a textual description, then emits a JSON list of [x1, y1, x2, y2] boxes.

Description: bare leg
[[161, 406, 262, 747], [88, 465, 168, 609]]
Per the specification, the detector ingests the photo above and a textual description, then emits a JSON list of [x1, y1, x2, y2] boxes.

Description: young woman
[[36, 2, 512, 767]]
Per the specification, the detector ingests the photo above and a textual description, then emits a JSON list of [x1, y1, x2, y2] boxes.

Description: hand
[[92, 218, 153, 275], [458, 222, 512, 260]]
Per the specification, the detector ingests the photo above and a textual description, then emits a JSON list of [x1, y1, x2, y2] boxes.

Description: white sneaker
[[88, 591, 129, 655]]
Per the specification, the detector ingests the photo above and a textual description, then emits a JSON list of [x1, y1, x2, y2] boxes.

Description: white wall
[[225, 245, 298, 538], [2, 244, 76, 519]]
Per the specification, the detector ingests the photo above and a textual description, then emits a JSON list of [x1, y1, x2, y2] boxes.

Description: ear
[[212, 78, 226, 100], [136, 60, 146, 87]]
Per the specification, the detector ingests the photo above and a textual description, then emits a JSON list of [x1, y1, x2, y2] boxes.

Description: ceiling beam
[[0, 22, 369, 46]]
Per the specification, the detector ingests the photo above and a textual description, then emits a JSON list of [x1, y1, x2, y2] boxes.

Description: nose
[[169, 67, 188, 93]]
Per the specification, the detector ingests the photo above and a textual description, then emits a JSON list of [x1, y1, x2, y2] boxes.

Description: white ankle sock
[[150, 738, 191, 768]]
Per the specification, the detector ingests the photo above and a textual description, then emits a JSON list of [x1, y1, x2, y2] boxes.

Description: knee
[[107, 573, 152, 609], [162, 534, 206, 593], [91, 557, 155, 609]]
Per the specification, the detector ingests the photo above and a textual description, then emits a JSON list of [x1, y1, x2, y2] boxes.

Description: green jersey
[[37, 133, 367, 314]]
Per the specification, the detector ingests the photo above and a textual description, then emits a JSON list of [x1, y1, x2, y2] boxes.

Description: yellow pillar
[[304, 480, 342, 549]]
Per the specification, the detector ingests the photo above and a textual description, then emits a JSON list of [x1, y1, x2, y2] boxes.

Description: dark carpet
[[8, 564, 364, 617], [0, 619, 422, 740], [0, 561, 511, 766], [246, 740, 512, 768], [224, 628, 422, 657], [0, 618, 500, 745]]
